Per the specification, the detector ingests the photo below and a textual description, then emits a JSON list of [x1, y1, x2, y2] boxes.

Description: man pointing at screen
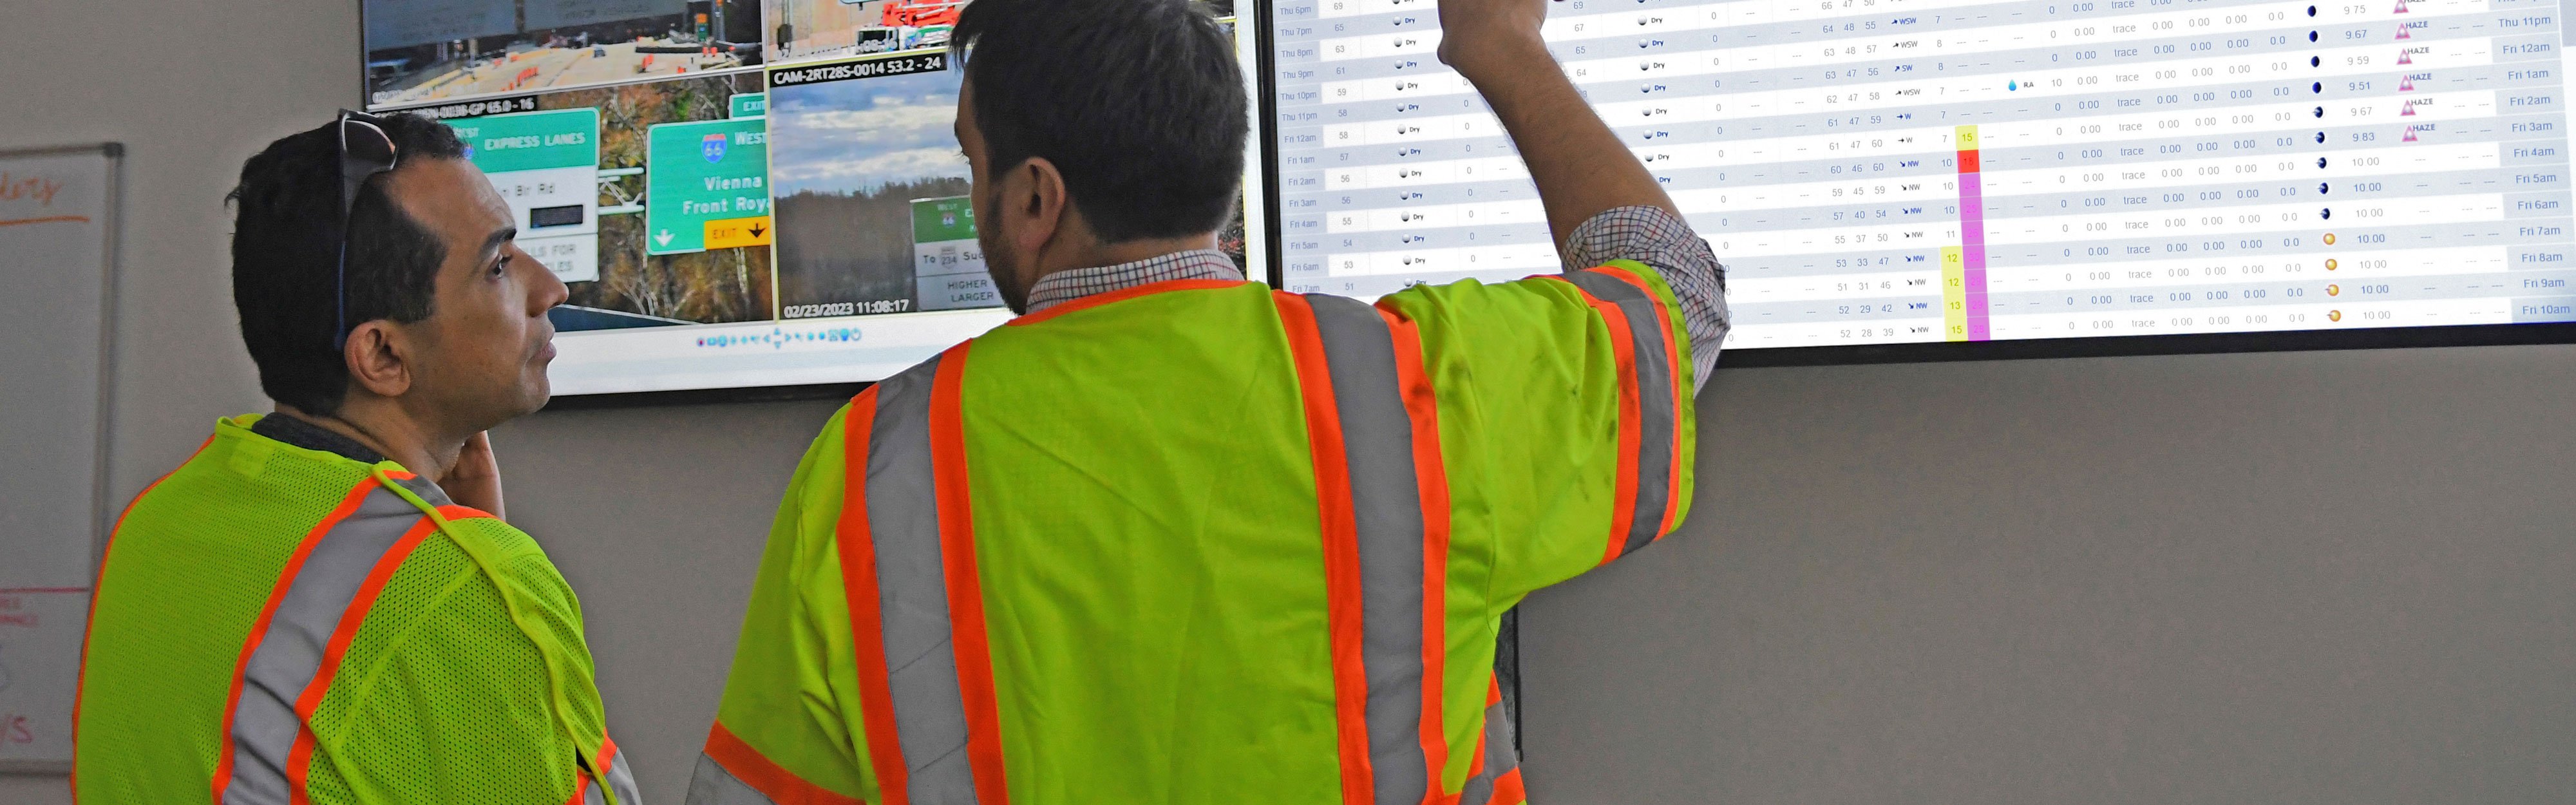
[[690, 0, 1726, 801]]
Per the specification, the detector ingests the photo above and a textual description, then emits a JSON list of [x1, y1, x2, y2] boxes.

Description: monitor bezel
[[1244, 0, 2576, 373], [346, 0, 2576, 410]]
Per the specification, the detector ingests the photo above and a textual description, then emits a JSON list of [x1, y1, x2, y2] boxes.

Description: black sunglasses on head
[[335, 109, 399, 351]]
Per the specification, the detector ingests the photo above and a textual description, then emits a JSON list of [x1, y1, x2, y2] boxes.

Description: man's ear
[[1014, 156, 1071, 255], [342, 320, 414, 400]]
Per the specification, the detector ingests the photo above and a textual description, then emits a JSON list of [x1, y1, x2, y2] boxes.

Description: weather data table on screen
[[1267, 0, 2576, 347]]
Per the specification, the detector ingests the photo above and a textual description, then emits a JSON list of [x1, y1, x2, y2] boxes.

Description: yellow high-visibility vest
[[692, 261, 1696, 805]]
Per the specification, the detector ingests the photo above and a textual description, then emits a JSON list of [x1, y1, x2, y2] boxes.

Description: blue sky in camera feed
[[768, 67, 969, 197]]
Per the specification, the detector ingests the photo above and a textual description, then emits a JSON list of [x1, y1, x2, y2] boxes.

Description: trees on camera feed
[[422, 73, 776, 331], [769, 53, 992, 316]]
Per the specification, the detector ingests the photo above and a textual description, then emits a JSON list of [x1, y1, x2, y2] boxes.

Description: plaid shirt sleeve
[[1560, 205, 1729, 392]]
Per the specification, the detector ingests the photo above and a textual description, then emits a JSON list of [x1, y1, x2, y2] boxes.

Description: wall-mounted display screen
[[356, 0, 2576, 400], [367, 0, 1265, 395], [1259, 0, 2576, 353], [365, 0, 764, 109]]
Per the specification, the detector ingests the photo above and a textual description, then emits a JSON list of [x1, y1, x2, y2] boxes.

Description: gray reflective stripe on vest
[[222, 478, 438, 805], [1457, 693, 1520, 805], [584, 747, 643, 805], [687, 752, 775, 804], [392, 473, 455, 507], [1303, 293, 1435, 804], [607, 748, 643, 804], [1565, 270, 1680, 558], [864, 356, 983, 804]]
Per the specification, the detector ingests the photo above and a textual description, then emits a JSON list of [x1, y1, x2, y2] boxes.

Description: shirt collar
[[248, 412, 390, 465], [1022, 249, 1245, 314]]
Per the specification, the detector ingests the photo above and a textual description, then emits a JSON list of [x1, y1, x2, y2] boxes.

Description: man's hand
[[439, 431, 507, 520], [1436, 0, 1683, 249], [1437, 0, 1553, 83]]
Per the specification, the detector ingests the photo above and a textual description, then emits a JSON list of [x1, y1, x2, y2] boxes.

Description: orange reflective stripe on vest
[[71, 434, 211, 796], [1274, 292, 1378, 805], [1557, 267, 1686, 564], [757, 276, 1669, 804], [211, 472, 477, 805], [1577, 264, 1689, 540], [1383, 306, 1458, 804], [1456, 675, 1522, 805], [840, 345, 1011, 805], [1278, 290, 1473, 805], [573, 737, 641, 805], [690, 723, 862, 805]]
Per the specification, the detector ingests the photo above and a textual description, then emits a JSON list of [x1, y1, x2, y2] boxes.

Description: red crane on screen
[[880, 0, 965, 29]]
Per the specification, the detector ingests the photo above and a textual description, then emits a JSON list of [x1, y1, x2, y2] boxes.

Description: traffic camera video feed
[[765, 21, 1255, 319], [764, 0, 965, 64], [767, 52, 992, 316], [762, 0, 1234, 63], [388, 72, 777, 332], [352, 0, 1263, 394], [365, 0, 764, 109], [392, 67, 1007, 395]]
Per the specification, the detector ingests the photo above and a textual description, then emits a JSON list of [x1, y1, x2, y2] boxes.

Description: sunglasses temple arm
[[334, 240, 349, 352]]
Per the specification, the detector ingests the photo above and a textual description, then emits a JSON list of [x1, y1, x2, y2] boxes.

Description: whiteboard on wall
[[0, 143, 120, 772]]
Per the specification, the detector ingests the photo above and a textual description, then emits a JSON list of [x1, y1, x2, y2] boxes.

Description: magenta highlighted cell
[[1955, 160, 1991, 341]]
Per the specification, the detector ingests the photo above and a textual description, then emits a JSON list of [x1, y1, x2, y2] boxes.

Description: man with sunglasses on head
[[72, 111, 639, 805]]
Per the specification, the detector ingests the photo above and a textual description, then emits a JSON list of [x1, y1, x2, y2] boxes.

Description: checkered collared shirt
[[1560, 205, 1730, 391], [1024, 249, 1245, 314], [1024, 206, 1727, 390]]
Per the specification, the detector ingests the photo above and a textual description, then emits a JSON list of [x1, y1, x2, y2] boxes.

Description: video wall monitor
[[370, 0, 1267, 397], [363, 0, 762, 110], [1256, 0, 2576, 361]]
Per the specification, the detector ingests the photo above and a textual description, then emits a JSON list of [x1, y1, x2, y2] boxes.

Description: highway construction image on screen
[[761, 0, 1233, 70], [763, 0, 963, 65], [365, 0, 764, 109]]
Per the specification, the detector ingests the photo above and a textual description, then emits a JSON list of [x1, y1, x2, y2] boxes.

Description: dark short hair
[[229, 113, 466, 415], [954, 0, 1247, 242]]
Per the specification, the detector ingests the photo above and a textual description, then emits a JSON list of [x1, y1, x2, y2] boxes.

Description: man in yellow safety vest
[[74, 111, 636, 804], [688, 0, 1727, 800]]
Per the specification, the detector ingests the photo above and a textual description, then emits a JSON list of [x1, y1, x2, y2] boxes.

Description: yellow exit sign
[[703, 215, 772, 249]]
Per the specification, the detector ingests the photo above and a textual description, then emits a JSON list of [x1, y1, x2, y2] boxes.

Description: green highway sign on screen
[[730, 93, 766, 118], [912, 196, 975, 243], [452, 108, 597, 173], [445, 108, 601, 282], [912, 196, 997, 312], [645, 117, 770, 256]]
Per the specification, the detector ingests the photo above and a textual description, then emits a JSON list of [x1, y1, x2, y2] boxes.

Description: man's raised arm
[[1439, 0, 1732, 386]]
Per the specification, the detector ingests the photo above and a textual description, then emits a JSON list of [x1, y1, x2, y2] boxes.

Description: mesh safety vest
[[688, 261, 1695, 805], [74, 415, 639, 805]]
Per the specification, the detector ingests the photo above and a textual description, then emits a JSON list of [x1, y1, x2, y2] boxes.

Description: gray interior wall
[[1, 0, 324, 797], [5, 0, 2573, 801], [488, 399, 844, 799], [1521, 346, 2576, 804]]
